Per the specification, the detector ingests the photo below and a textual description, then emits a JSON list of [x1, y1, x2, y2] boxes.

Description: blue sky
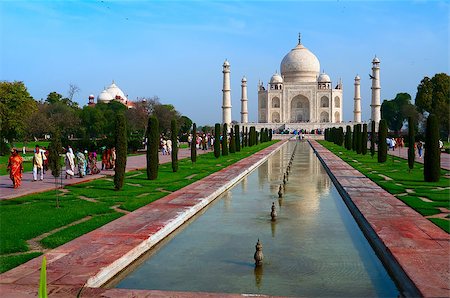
[[1, 0, 448, 125]]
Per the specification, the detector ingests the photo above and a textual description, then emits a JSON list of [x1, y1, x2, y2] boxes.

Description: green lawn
[[318, 140, 450, 233], [0, 141, 277, 273]]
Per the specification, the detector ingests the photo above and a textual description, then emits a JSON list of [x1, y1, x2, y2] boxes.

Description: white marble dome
[[97, 89, 112, 103], [270, 72, 283, 84], [105, 82, 127, 101], [280, 43, 320, 82], [318, 72, 330, 83]]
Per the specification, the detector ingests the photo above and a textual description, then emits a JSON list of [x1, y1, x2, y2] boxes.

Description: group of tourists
[[386, 137, 404, 151], [64, 146, 101, 179], [101, 147, 116, 171], [160, 138, 173, 155], [187, 133, 214, 150]]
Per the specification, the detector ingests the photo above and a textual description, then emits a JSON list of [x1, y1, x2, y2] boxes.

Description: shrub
[[235, 124, 241, 152], [222, 123, 228, 155], [371, 120, 376, 158], [146, 116, 159, 180], [407, 117, 415, 171], [424, 114, 440, 182], [114, 113, 127, 190], [229, 127, 236, 153], [214, 123, 221, 158], [171, 119, 178, 172], [191, 123, 197, 162], [378, 119, 388, 163], [362, 124, 368, 155]]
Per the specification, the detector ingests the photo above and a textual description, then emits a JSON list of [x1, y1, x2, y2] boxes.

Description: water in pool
[[113, 141, 400, 297]]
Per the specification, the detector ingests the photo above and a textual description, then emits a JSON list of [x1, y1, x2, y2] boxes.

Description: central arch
[[290, 95, 310, 122]]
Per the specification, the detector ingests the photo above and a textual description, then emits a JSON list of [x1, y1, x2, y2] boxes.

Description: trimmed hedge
[[408, 117, 415, 171], [214, 123, 221, 158], [191, 123, 197, 162], [362, 124, 368, 155], [222, 123, 228, 156], [424, 114, 440, 182], [146, 116, 159, 180], [378, 119, 388, 163], [114, 113, 127, 190], [171, 119, 178, 172]]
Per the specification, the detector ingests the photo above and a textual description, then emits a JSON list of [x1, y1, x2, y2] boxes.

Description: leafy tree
[[0, 81, 37, 154], [222, 123, 228, 156], [214, 123, 221, 158], [114, 113, 127, 190], [362, 124, 368, 155], [154, 104, 181, 135], [378, 119, 388, 163], [229, 127, 236, 153], [381, 93, 417, 134], [179, 116, 193, 135], [407, 117, 415, 171], [415, 73, 450, 138], [235, 124, 240, 152], [370, 121, 376, 158], [191, 123, 197, 162], [171, 119, 178, 172], [146, 116, 159, 180], [48, 129, 63, 207], [424, 114, 440, 182]]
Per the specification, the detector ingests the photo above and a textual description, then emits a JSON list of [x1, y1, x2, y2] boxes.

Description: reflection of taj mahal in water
[[221, 34, 381, 131]]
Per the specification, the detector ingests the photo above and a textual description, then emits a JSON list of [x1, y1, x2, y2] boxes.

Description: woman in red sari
[[7, 148, 24, 188]]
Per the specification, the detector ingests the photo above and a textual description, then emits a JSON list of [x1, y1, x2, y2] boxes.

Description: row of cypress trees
[[325, 115, 441, 182]]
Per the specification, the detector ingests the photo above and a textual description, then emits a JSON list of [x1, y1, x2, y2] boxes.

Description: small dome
[[355, 75, 360, 80], [372, 56, 380, 63], [280, 42, 320, 82], [223, 60, 230, 67], [88, 94, 95, 99], [106, 81, 127, 101], [270, 72, 283, 84], [97, 89, 112, 103], [318, 72, 330, 83], [241, 76, 247, 82]]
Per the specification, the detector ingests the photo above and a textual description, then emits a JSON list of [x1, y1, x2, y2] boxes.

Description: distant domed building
[[257, 36, 343, 124], [88, 81, 134, 108]]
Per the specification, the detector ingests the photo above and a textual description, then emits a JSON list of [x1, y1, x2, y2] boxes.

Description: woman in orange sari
[[7, 148, 24, 188]]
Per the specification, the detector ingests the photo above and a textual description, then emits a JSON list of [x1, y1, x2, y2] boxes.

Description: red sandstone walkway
[[0, 148, 207, 200], [0, 141, 287, 297], [309, 140, 449, 298], [387, 146, 450, 170]]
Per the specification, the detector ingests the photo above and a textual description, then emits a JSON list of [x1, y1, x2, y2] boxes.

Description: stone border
[[309, 140, 449, 298]]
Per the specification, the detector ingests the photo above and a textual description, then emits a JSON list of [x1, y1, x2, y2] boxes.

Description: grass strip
[[0, 141, 277, 272], [318, 140, 450, 233], [0, 252, 43, 274]]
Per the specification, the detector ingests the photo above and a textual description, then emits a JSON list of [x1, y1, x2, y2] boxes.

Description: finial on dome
[[298, 32, 301, 45]]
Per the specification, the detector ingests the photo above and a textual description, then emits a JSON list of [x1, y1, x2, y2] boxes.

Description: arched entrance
[[290, 95, 309, 122]]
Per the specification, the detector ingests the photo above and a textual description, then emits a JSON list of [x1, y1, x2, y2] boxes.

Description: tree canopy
[[415, 73, 450, 138], [381, 92, 417, 133]]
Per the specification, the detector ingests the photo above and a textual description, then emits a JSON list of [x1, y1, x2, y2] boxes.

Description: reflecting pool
[[113, 141, 400, 297]]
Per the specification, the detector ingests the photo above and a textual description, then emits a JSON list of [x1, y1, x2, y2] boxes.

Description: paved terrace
[[309, 140, 449, 298], [0, 148, 206, 200], [387, 147, 450, 170], [0, 141, 287, 297]]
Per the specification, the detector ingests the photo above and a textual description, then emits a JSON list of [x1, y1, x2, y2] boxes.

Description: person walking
[[76, 149, 87, 177], [32, 145, 44, 181], [417, 141, 423, 158], [65, 148, 75, 179], [7, 148, 23, 188]]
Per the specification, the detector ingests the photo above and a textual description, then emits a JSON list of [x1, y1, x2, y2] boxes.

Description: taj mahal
[[221, 35, 381, 132]]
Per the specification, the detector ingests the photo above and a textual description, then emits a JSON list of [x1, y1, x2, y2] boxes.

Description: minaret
[[353, 75, 361, 122], [240, 76, 248, 123], [370, 56, 381, 126], [222, 59, 232, 127]]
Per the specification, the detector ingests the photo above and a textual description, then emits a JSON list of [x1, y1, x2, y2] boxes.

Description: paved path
[[0, 148, 208, 200], [310, 140, 449, 298], [0, 141, 287, 297], [387, 147, 450, 170]]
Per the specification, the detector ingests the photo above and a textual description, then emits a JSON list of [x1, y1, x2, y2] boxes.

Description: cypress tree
[[48, 129, 63, 207], [191, 123, 197, 162], [362, 124, 368, 155], [146, 116, 159, 180], [352, 125, 357, 151], [407, 117, 415, 171], [345, 125, 352, 150], [424, 114, 440, 182], [171, 119, 178, 172], [214, 123, 221, 158], [370, 120, 376, 158], [355, 124, 362, 154], [249, 126, 256, 146], [378, 119, 388, 163], [269, 128, 272, 141], [114, 113, 127, 190], [235, 124, 241, 152], [256, 131, 259, 145], [222, 123, 229, 155], [260, 128, 264, 143], [242, 126, 246, 148], [229, 127, 236, 153], [245, 126, 249, 147]]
